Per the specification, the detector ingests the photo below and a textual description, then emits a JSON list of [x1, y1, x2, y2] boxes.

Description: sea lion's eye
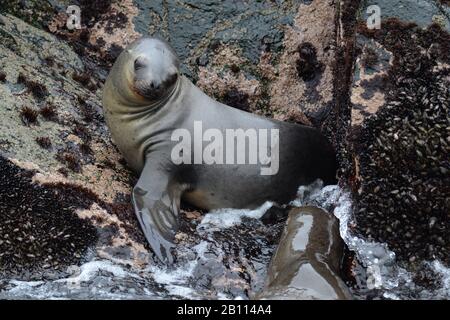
[[134, 58, 146, 71]]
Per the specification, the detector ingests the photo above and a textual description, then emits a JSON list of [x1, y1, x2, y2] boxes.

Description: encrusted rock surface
[[0, 13, 149, 281], [339, 0, 449, 274]]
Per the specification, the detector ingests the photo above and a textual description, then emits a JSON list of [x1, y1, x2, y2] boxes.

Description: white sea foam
[[1, 181, 448, 299], [198, 201, 274, 231], [429, 260, 450, 297], [292, 181, 450, 298], [56, 260, 131, 284], [2, 260, 139, 299], [291, 181, 413, 291], [147, 242, 209, 299]]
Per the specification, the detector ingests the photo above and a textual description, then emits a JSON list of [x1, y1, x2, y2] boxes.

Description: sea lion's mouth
[[133, 73, 179, 101], [133, 83, 164, 100]]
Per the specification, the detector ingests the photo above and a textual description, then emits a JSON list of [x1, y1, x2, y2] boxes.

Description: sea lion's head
[[109, 37, 180, 106], [130, 37, 180, 102]]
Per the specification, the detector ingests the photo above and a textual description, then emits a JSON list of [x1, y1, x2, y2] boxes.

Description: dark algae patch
[[79, 142, 93, 155], [296, 42, 324, 82], [77, 96, 102, 123], [220, 88, 250, 112], [56, 150, 82, 173], [360, 46, 378, 69], [72, 72, 98, 92], [72, 121, 91, 143], [0, 157, 97, 279], [350, 20, 450, 266], [40, 104, 58, 121], [17, 72, 49, 100], [35, 136, 52, 149], [20, 106, 39, 126], [323, 0, 361, 170], [78, 0, 113, 27]]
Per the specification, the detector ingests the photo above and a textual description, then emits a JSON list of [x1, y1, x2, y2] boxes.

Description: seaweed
[[56, 150, 82, 173], [35, 136, 52, 149], [20, 106, 39, 125], [296, 42, 324, 82], [17, 73, 49, 100], [40, 104, 58, 121]]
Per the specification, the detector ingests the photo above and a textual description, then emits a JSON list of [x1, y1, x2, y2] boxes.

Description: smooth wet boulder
[[256, 207, 352, 300]]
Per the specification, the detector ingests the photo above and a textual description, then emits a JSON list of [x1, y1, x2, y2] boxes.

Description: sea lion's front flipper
[[132, 159, 181, 264]]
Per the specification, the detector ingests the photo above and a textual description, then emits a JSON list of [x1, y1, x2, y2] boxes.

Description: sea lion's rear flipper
[[132, 159, 181, 264]]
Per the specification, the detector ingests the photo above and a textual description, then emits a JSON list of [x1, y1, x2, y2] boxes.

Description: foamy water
[[291, 181, 449, 299], [198, 201, 274, 231], [1, 181, 448, 299]]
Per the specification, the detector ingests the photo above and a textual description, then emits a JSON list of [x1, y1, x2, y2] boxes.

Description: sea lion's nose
[[134, 57, 146, 70], [150, 81, 160, 90]]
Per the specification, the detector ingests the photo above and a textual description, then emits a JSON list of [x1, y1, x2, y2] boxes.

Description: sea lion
[[256, 206, 352, 300], [102, 37, 337, 263]]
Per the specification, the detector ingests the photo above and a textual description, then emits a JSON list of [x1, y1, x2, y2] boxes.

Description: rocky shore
[[0, 0, 448, 299]]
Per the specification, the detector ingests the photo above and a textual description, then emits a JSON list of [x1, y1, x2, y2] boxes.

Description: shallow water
[[0, 181, 448, 300]]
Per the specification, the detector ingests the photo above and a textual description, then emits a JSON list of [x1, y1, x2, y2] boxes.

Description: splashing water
[[198, 201, 274, 231], [0, 181, 448, 299], [291, 181, 408, 291], [291, 180, 449, 300], [0, 201, 278, 300]]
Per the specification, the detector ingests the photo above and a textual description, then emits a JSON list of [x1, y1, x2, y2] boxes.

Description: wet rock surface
[[360, 0, 450, 31], [257, 206, 352, 300]]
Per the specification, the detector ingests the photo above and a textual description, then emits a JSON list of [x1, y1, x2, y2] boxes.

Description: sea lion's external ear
[[132, 157, 181, 264]]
